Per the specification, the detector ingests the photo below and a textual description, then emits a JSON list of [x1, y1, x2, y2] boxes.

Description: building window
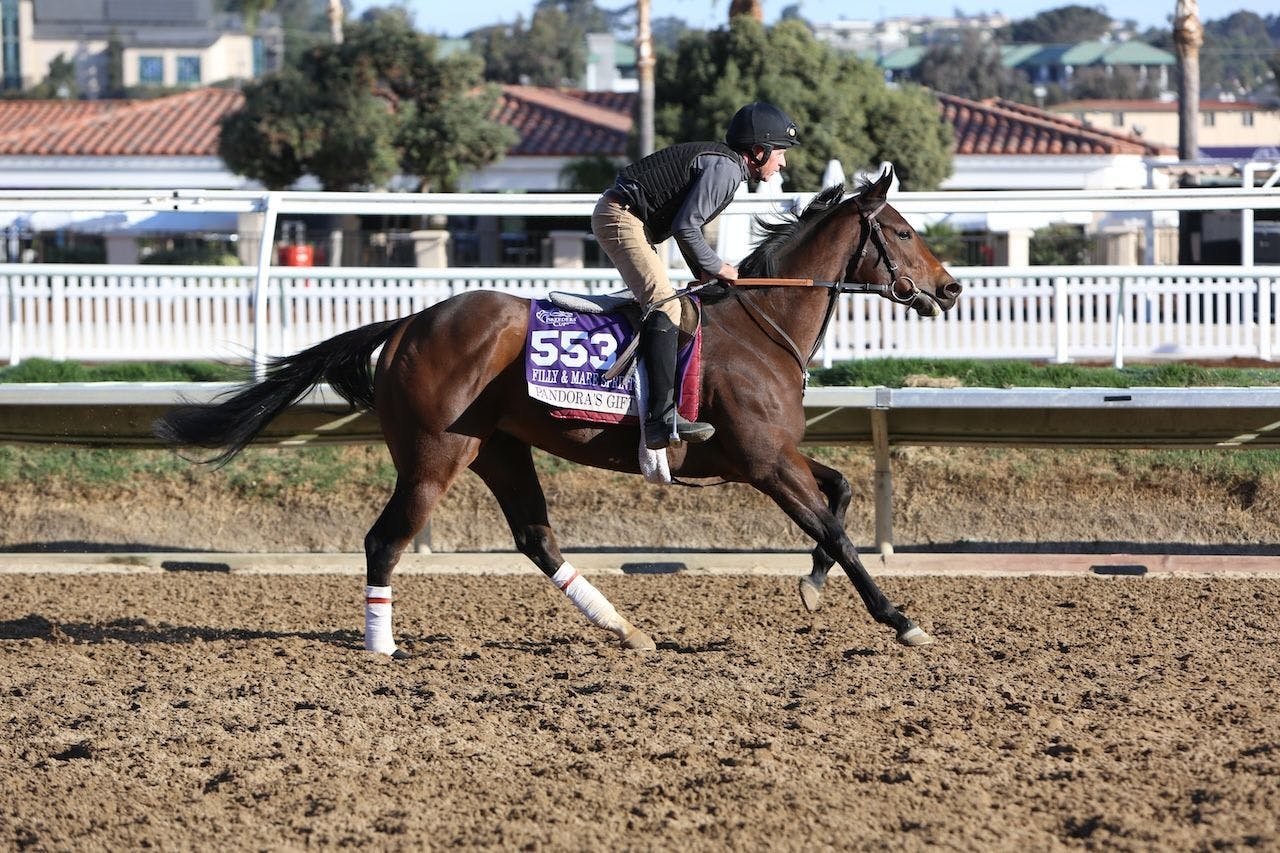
[[1, 0, 20, 91], [176, 55, 201, 84], [138, 55, 163, 84], [1242, 111, 1255, 127], [1203, 111, 1216, 127], [1112, 112, 1124, 127]]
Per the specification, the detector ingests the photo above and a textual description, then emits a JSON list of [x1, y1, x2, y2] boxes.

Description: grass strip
[[810, 359, 1280, 388]]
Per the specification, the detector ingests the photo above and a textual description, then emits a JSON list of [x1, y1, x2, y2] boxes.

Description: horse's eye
[[897, 230, 912, 240]]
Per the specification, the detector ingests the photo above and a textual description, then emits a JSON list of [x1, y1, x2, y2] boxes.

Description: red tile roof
[[0, 85, 637, 159], [495, 85, 632, 156], [0, 88, 243, 156], [0, 86, 1170, 164], [937, 92, 1172, 156]]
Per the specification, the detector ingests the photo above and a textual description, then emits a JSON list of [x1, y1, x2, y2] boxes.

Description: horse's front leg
[[756, 448, 932, 647], [798, 456, 851, 613]]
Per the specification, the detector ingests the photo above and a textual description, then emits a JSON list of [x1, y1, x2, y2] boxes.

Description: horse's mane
[[738, 182, 856, 278]]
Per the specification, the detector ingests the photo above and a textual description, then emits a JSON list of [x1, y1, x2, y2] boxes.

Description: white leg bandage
[[635, 362, 672, 485], [364, 585, 397, 655], [550, 562, 629, 638]]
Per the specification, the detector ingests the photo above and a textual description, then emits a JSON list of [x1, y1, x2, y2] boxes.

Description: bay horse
[[155, 167, 961, 656]]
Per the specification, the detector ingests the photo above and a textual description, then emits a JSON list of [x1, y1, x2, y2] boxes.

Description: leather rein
[[730, 201, 925, 380]]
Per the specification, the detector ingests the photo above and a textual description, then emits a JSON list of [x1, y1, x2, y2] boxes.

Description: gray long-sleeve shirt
[[669, 154, 748, 278]]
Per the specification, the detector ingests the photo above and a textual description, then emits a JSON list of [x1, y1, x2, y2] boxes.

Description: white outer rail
[[2, 263, 1278, 367]]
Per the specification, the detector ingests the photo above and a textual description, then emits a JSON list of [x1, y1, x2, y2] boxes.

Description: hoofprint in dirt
[[2, 574, 1276, 850]]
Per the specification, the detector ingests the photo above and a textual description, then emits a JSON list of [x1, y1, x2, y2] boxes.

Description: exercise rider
[[591, 101, 800, 450]]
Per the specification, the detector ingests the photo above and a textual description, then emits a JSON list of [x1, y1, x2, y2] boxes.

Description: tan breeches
[[591, 196, 682, 325]]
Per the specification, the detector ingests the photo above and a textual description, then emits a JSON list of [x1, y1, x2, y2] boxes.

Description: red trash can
[[277, 244, 314, 266]]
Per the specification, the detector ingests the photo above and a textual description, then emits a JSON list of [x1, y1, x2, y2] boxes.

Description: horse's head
[[845, 166, 962, 318]]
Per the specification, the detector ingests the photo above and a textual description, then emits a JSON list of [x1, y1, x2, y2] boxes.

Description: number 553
[[530, 330, 618, 369]]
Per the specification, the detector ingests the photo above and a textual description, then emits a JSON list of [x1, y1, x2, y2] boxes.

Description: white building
[[1, 0, 281, 95]]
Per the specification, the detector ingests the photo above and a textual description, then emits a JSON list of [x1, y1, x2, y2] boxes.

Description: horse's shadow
[[2, 616, 736, 657], [0, 613, 360, 650]]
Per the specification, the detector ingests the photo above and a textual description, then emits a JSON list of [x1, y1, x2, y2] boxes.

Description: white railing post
[[51, 273, 66, 361], [1052, 276, 1069, 363], [1242, 205, 1255, 267], [252, 193, 280, 381], [1112, 277, 1126, 370], [4, 272, 16, 366], [1261, 277, 1273, 362]]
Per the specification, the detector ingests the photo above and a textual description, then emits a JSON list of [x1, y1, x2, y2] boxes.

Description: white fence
[[1, 183, 1278, 367], [2, 262, 1277, 366]]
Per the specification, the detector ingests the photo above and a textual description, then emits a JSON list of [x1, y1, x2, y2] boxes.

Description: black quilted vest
[[616, 141, 743, 243]]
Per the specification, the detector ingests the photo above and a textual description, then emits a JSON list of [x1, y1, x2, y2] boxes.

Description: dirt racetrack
[[2, 571, 1278, 850]]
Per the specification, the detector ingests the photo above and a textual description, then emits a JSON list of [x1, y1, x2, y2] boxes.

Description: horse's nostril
[[943, 281, 963, 298]]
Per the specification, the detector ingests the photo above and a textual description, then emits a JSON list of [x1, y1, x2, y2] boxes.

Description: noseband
[[845, 200, 919, 305]]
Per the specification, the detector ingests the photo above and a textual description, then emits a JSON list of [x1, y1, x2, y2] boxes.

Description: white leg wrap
[[364, 585, 398, 655], [550, 562, 629, 638]]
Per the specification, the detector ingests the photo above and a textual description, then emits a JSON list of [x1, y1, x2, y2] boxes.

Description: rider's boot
[[641, 312, 714, 450]]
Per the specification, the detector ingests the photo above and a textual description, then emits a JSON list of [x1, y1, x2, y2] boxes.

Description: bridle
[[844, 200, 921, 306], [728, 199, 932, 382]]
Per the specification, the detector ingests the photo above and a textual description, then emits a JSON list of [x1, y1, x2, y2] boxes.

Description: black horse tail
[[153, 318, 402, 466]]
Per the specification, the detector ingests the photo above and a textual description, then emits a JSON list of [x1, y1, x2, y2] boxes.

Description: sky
[[350, 1, 1273, 37]]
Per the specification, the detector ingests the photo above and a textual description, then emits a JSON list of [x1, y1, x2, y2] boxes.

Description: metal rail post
[[870, 407, 894, 556]]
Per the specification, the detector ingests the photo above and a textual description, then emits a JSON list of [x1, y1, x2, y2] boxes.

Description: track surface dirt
[[3, 572, 1278, 850]]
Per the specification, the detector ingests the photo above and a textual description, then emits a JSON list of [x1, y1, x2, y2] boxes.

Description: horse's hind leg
[[470, 431, 655, 651], [799, 457, 851, 613], [363, 433, 481, 657]]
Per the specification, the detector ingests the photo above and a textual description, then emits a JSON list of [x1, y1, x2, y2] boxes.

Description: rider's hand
[[715, 262, 739, 284]]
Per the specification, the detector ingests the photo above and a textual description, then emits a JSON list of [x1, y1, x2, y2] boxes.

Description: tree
[[220, 0, 330, 66], [104, 33, 126, 98], [914, 31, 1031, 101], [1201, 12, 1276, 95], [651, 16, 694, 51], [1005, 5, 1112, 42], [1030, 224, 1091, 265], [559, 156, 621, 191], [536, 0, 616, 36], [1067, 65, 1162, 100], [220, 12, 515, 190], [28, 54, 79, 99], [654, 18, 953, 190], [469, 3, 589, 85]]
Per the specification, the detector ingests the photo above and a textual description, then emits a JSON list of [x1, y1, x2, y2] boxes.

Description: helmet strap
[[749, 144, 773, 169]]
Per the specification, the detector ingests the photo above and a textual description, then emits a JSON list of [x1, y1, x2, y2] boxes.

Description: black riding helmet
[[725, 102, 800, 166]]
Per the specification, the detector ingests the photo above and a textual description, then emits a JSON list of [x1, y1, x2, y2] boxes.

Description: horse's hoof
[[897, 624, 934, 647], [798, 577, 822, 612], [390, 648, 412, 660], [621, 628, 657, 651]]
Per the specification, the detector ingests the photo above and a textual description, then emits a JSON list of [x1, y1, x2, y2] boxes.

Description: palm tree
[[729, 0, 763, 22]]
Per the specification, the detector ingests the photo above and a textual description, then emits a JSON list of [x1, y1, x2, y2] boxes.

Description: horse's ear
[[858, 165, 894, 211]]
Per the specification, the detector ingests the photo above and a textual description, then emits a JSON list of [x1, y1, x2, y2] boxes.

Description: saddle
[[546, 290, 699, 382]]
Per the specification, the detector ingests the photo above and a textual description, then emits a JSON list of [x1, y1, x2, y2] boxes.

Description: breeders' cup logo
[[536, 309, 577, 327]]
